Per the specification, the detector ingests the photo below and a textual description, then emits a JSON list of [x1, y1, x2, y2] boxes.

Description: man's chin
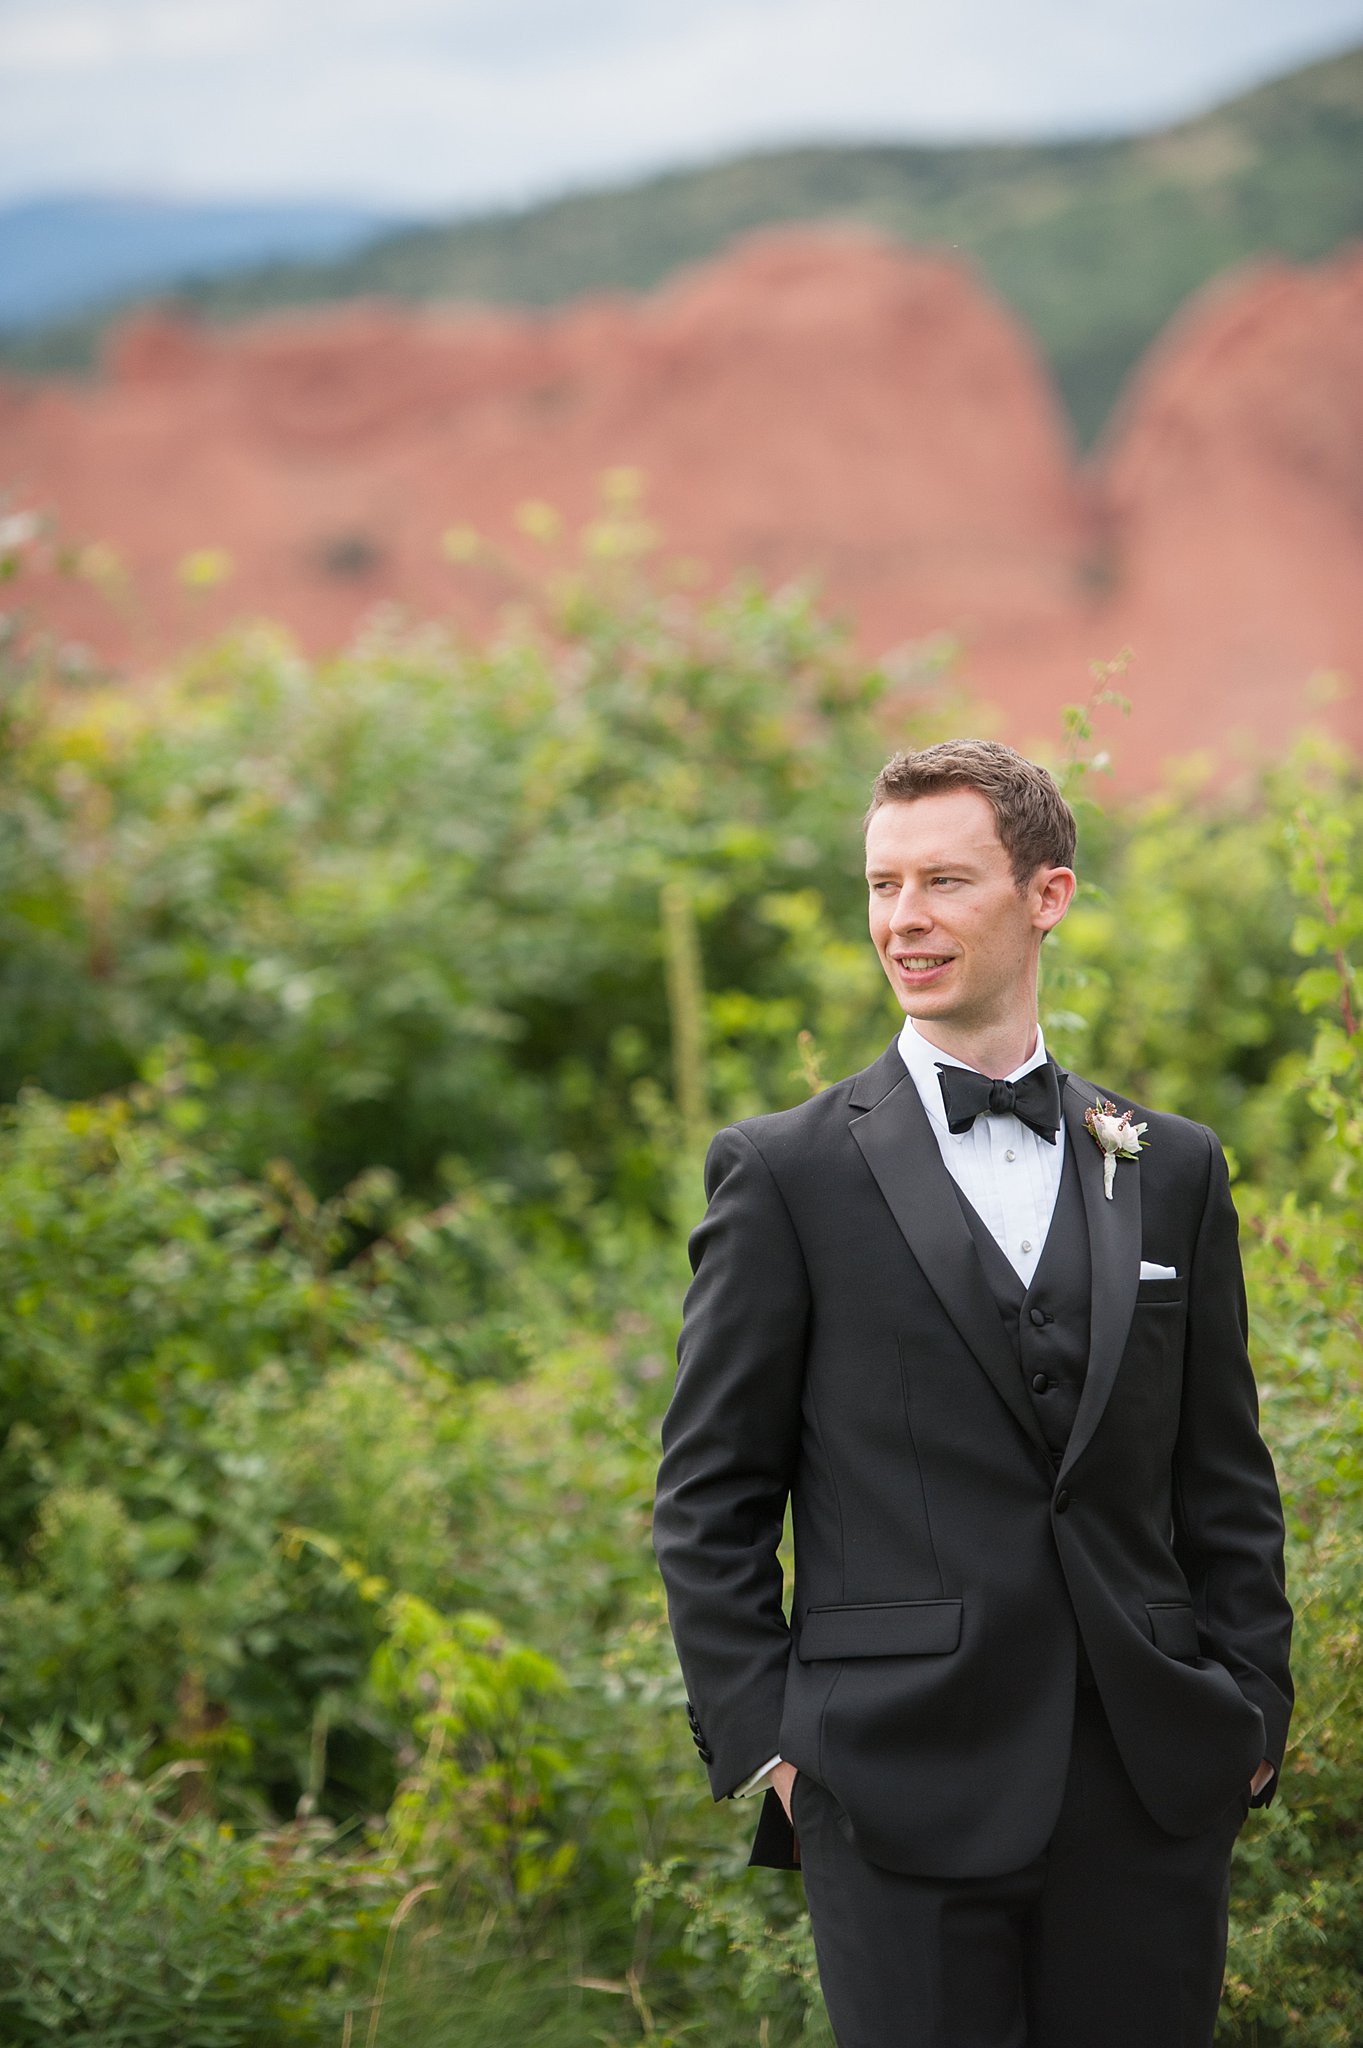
[[888, 956, 958, 1003]]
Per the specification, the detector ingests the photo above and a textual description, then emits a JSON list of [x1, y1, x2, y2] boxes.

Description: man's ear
[[1034, 866, 1077, 935]]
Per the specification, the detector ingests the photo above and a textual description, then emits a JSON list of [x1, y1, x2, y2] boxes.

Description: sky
[[2, 0, 1363, 214]]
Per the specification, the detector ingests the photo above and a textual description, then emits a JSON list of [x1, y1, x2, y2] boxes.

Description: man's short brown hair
[[864, 740, 1076, 887]]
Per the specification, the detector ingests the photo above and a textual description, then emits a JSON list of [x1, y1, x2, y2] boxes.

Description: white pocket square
[[1139, 1260, 1178, 1280]]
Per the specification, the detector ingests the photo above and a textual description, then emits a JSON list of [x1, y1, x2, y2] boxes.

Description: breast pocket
[[1135, 1278, 1186, 1308]]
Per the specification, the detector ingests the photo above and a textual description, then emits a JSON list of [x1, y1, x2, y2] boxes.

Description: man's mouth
[[893, 954, 952, 973]]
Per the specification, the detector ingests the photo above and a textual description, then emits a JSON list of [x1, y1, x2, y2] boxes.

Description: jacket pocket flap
[[798, 1598, 963, 1661], [1147, 1602, 1200, 1659]]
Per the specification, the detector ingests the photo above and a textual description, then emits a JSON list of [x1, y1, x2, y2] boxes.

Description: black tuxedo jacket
[[652, 1038, 1293, 1879]]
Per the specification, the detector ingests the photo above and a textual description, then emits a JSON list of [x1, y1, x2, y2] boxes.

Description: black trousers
[[792, 1682, 1249, 2048]]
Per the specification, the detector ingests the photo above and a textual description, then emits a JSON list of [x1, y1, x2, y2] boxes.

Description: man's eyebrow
[[864, 855, 984, 878]]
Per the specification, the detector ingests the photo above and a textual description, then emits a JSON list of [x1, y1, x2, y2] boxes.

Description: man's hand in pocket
[[773, 1759, 799, 1824]]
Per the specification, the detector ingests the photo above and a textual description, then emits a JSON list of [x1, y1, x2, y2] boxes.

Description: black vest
[[951, 1137, 1095, 1680], [949, 1129, 1091, 1465]]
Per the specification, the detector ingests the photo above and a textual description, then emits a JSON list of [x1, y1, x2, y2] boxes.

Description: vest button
[[1029, 1307, 1049, 1327], [1031, 1372, 1050, 1393], [1054, 1490, 1071, 1514]]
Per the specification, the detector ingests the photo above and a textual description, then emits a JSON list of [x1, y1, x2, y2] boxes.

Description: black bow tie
[[936, 1059, 1061, 1144]]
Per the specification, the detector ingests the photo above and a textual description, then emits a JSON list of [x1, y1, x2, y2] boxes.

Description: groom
[[653, 740, 1292, 2047]]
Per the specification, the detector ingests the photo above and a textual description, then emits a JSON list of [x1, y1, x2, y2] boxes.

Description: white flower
[[1091, 1111, 1143, 1157], [1084, 1100, 1148, 1199]]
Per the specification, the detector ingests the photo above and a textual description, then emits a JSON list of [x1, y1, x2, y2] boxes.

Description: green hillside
[[7, 41, 1362, 445]]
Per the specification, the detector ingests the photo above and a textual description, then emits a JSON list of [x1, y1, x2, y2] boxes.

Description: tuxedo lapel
[[848, 1044, 1053, 1462], [1058, 1073, 1141, 1475]]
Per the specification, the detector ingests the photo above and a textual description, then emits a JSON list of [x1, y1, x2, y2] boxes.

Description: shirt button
[[1005, 1149, 1016, 1162], [1020, 1239, 1032, 1254]]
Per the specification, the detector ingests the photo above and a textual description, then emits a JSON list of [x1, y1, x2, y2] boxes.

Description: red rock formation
[[1082, 250, 1363, 774], [2, 225, 1360, 786]]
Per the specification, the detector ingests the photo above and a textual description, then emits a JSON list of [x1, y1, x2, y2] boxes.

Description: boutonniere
[[1084, 1100, 1148, 1200]]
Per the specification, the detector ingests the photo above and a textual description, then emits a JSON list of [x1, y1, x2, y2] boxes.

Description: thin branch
[[1300, 816, 1359, 1039], [347, 1191, 477, 1275]]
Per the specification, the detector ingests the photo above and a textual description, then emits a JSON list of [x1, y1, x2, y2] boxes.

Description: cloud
[[0, 1, 273, 70], [1, 0, 1361, 206]]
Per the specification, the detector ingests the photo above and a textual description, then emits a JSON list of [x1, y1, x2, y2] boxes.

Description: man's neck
[[906, 1013, 1041, 1079]]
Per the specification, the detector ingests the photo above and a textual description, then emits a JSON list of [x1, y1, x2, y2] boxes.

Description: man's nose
[[889, 887, 932, 932]]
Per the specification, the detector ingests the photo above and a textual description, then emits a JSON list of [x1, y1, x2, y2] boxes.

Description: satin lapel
[[849, 1068, 1053, 1460], [1059, 1074, 1141, 1474]]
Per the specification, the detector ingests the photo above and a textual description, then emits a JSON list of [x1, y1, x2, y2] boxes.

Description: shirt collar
[[896, 1015, 1050, 1141]]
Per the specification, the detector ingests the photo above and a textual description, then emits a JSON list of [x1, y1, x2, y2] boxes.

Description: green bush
[[1, 549, 920, 1207], [0, 1730, 391, 2045], [0, 1068, 582, 1823]]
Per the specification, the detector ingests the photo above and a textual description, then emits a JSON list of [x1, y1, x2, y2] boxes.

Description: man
[[652, 741, 1292, 2048]]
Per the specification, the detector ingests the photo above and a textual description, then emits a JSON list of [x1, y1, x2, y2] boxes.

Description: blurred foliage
[[1215, 763, 1363, 2047], [0, 542, 913, 1206], [0, 1728, 392, 2045], [0, 545, 1361, 2040], [6, 44, 1362, 447]]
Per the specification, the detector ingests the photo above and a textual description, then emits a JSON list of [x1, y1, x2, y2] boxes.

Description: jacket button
[[1029, 1307, 1050, 1327], [1031, 1372, 1050, 1393], [1054, 1489, 1071, 1514]]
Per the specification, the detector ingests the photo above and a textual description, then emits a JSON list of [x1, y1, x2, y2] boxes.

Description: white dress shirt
[[733, 1017, 1064, 1799], [894, 1015, 1065, 1285]]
